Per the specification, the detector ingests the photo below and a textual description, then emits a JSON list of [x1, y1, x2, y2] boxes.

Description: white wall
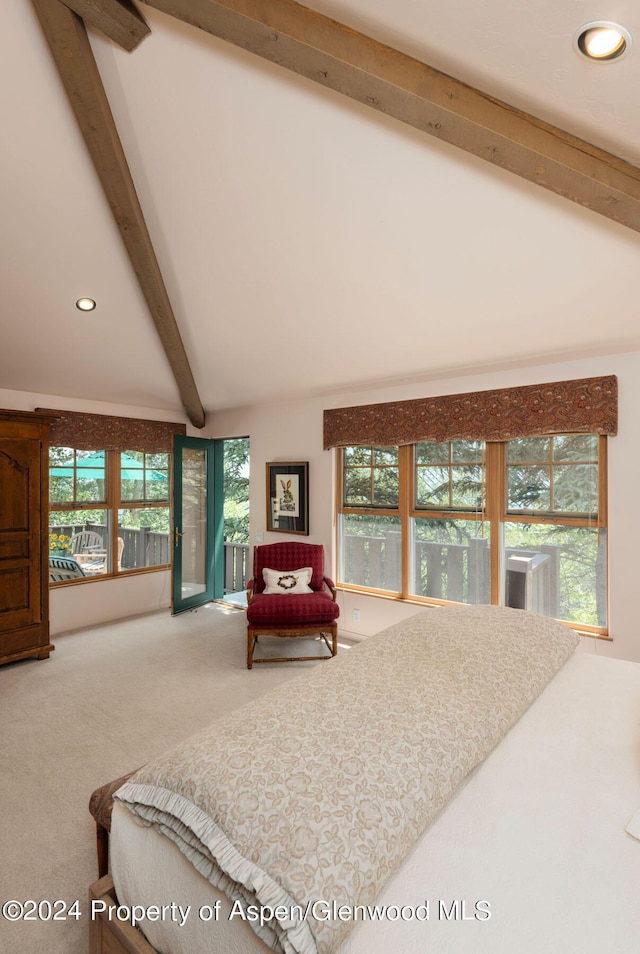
[[0, 388, 190, 635], [50, 570, 173, 634], [205, 352, 640, 663]]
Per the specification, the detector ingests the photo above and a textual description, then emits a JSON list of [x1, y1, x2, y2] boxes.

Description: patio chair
[[49, 556, 86, 582], [71, 530, 105, 562], [70, 530, 106, 567], [82, 537, 125, 575], [246, 541, 340, 668]]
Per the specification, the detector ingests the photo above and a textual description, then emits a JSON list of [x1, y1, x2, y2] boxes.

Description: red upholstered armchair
[[246, 542, 340, 669]]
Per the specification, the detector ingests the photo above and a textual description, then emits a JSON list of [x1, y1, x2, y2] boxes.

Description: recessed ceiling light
[[574, 21, 632, 61], [75, 297, 97, 312]]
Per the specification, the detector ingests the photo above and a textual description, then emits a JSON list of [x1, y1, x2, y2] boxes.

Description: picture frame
[[266, 461, 309, 535]]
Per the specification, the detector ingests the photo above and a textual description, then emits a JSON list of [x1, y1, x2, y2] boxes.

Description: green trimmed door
[[172, 436, 223, 614]]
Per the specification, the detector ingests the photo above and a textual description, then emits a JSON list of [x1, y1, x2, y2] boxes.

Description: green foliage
[[50, 509, 107, 533], [507, 434, 598, 514], [343, 446, 399, 507], [119, 508, 170, 533], [223, 438, 249, 543], [504, 522, 605, 626]]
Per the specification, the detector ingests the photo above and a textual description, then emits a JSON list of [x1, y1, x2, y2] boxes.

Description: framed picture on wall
[[266, 461, 309, 535]]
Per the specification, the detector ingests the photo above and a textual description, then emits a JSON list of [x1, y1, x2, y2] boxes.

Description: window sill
[[50, 565, 170, 587]]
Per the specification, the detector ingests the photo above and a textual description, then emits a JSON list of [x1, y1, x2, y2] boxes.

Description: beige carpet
[[0, 604, 345, 954]]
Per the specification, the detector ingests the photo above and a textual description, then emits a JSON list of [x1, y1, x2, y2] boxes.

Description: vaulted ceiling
[[4, 0, 640, 427]]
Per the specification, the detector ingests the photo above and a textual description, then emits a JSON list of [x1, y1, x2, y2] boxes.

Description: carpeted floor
[[0, 604, 344, 954]]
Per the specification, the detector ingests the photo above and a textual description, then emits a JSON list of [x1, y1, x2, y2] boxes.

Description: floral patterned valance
[[36, 408, 186, 454], [323, 375, 618, 449]]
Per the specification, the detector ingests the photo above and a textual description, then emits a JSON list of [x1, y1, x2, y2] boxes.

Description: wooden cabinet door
[[0, 424, 50, 660]]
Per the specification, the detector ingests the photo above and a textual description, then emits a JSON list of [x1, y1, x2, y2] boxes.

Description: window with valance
[[327, 376, 616, 635], [38, 409, 186, 584]]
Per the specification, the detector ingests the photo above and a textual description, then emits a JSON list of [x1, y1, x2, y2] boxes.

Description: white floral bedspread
[[115, 605, 578, 954]]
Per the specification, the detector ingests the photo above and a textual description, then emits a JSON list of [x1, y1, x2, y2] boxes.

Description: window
[[337, 434, 607, 633], [411, 439, 489, 605], [49, 448, 171, 581], [502, 434, 605, 629], [339, 446, 402, 592]]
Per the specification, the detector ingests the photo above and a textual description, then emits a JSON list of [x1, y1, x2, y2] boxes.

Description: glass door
[[172, 436, 223, 614]]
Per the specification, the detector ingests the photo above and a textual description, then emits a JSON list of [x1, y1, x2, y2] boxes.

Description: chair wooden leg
[[247, 629, 254, 669], [331, 625, 338, 657]]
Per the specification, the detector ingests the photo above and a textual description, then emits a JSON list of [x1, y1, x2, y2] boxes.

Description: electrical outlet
[[352, 608, 360, 622]]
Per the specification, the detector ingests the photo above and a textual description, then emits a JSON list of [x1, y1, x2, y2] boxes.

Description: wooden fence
[[343, 532, 561, 616], [224, 542, 249, 593], [51, 523, 169, 570], [50, 523, 249, 591]]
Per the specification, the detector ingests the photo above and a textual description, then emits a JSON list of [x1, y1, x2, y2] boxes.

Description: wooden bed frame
[[89, 876, 157, 954]]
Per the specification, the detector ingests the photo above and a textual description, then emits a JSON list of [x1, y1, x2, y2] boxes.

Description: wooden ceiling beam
[[31, 0, 205, 428], [60, 0, 150, 51], [143, 0, 640, 233]]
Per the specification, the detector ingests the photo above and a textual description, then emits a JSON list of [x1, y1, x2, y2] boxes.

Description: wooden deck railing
[[343, 532, 561, 616], [224, 542, 249, 593], [50, 524, 249, 592]]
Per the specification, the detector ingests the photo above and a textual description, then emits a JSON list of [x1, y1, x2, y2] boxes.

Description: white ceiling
[[3, 0, 640, 420]]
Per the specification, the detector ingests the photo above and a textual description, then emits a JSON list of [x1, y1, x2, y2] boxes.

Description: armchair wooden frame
[[246, 619, 338, 669]]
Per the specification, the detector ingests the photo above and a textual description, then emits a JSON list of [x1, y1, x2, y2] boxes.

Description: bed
[[92, 605, 640, 954]]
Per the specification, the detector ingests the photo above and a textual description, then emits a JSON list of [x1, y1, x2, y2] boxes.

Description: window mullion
[[400, 445, 411, 599], [598, 435, 608, 529], [106, 450, 119, 573], [73, 449, 79, 502], [486, 442, 503, 606]]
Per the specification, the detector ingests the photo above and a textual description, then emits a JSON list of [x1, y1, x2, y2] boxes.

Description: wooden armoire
[[0, 409, 55, 665]]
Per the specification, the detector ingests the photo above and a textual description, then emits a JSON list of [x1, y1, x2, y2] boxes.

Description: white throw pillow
[[262, 566, 313, 594]]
